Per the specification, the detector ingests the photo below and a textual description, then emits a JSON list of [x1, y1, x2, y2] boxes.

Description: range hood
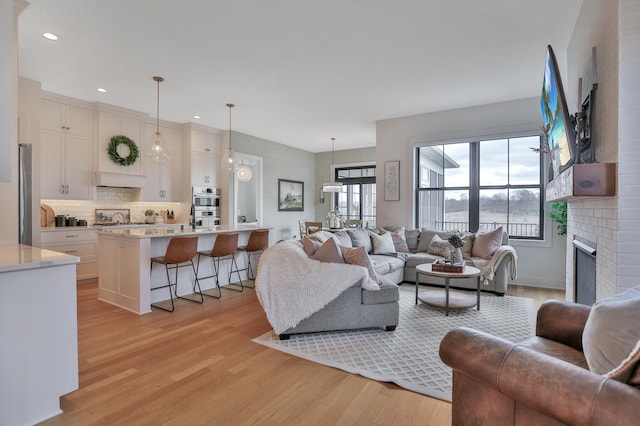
[[94, 171, 145, 188]]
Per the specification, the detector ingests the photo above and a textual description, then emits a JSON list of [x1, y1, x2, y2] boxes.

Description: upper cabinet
[[41, 99, 93, 137], [189, 127, 221, 187], [142, 122, 182, 201], [40, 96, 93, 200]]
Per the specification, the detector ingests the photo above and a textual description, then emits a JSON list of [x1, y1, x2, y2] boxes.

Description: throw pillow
[[341, 245, 380, 290], [302, 236, 322, 256], [472, 227, 503, 259], [382, 226, 409, 253], [370, 231, 396, 254], [583, 286, 640, 375], [605, 340, 640, 384], [427, 234, 454, 257], [461, 233, 475, 259], [310, 237, 345, 264], [416, 229, 453, 253], [332, 230, 353, 248], [347, 228, 373, 253]]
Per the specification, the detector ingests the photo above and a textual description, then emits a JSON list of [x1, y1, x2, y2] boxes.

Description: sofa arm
[[536, 300, 591, 351], [440, 327, 640, 425]]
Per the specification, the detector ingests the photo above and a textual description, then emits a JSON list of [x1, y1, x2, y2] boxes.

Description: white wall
[[376, 98, 567, 288], [231, 131, 316, 243]]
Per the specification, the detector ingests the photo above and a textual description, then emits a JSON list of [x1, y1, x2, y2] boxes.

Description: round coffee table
[[415, 263, 482, 316]]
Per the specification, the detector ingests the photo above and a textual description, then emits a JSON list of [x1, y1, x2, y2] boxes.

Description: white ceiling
[[18, 0, 583, 153]]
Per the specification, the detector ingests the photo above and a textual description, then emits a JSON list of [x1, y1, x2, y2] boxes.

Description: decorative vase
[[144, 215, 154, 224], [450, 247, 463, 265], [330, 216, 339, 228]]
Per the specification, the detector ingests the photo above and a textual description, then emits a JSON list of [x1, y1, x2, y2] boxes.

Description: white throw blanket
[[255, 240, 369, 335], [472, 245, 518, 285]]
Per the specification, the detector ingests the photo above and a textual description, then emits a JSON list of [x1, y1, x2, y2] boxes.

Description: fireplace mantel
[[546, 163, 616, 202]]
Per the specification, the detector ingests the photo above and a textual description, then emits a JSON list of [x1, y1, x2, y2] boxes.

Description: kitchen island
[[97, 225, 271, 314], [0, 244, 79, 425]]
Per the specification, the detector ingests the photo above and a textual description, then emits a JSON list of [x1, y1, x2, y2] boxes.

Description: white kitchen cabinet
[[142, 123, 182, 201], [97, 233, 149, 313], [40, 97, 94, 200], [190, 128, 221, 186], [40, 229, 98, 281], [41, 98, 93, 137], [41, 129, 93, 200], [191, 151, 219, 186]]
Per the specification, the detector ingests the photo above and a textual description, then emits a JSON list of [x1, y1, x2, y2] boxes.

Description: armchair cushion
[[583, 286, 640, 374]]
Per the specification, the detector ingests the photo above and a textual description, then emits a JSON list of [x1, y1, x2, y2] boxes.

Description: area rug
[[252, 285, 535, 402]]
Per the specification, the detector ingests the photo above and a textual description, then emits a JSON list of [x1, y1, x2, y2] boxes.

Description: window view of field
[[417, 136, 543, 238]]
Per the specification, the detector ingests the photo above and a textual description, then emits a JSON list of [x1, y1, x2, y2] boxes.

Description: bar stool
[[196, 232, 244, 297], [150, 236, 203, 312], [237, 229, 269, 287]]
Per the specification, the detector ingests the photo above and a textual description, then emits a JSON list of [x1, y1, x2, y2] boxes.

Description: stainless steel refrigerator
[[19, 143, 32, 245]]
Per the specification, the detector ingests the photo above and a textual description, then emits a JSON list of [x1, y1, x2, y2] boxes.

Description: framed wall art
[[278, 179, 304, 211], [384, 160, 400, 201]]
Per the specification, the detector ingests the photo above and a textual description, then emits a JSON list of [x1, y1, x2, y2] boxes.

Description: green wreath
[[108, 135, 139, 166]]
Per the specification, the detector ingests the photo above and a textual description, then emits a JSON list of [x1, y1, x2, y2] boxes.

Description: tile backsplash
[[42, 187, 185, 226]]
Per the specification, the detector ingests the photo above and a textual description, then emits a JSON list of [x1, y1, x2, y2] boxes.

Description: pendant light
[[237, 159, 253, 183], [322, 137, 343, 192], [147, 76, 169, 163], [222, 103, 238, 172]]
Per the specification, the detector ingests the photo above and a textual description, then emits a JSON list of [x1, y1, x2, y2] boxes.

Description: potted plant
[[144, 209, 155, 224]]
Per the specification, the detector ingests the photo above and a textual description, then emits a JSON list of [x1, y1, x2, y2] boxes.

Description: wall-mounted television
[[541, 45, 576, 178]]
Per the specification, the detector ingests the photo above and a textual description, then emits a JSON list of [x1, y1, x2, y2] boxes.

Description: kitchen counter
[[0, 244, 79, 425], [97, 224, 267, 238], [97, 225, 272, 314], [0, 243, 79, 273]]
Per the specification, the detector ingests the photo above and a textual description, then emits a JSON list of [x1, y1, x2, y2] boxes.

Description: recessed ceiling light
[[42, 32, 59, 41], [193, 115, 201, 119], [96, 88, 107, 93]]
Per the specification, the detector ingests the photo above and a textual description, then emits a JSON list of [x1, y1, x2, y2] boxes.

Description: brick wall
[[564, 0, 640, 300]]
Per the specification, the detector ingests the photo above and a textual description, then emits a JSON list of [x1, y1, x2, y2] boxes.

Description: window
[[416, 135, 543, 239], [334, 165, 376, 228]]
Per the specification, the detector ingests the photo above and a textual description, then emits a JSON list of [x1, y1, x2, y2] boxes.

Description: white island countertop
[[97, 224, 271, 239], [0, 244, 79, 273]]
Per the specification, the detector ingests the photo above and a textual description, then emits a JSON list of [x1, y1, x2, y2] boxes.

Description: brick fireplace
[[559, 0, 640, 302]]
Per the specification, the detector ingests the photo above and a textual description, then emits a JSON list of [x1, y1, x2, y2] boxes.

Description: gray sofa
[[330, 226, 516, 296], [278, 275, 400, 340]]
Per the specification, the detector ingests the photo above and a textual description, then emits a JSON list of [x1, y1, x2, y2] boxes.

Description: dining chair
[[305, 221, 323, 235]]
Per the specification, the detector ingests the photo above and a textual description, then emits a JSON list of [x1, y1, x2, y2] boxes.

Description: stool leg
[[150, 262, 175, 312], [195, 254, 222, 299], [243, 251, 256, 288], [174, 260, 204, 304], [221, 254, 244, 293]]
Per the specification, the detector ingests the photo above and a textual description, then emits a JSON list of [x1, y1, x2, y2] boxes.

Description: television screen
[[541, 45, 576, 177]]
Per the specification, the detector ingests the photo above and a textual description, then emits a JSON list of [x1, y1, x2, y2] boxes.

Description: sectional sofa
[[329, 226, 517, 296]]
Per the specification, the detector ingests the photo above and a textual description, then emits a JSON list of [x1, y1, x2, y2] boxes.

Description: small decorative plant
[[549, 201, 567, 236], [144, 209, 155, 217], [448, 233, 465, 249]]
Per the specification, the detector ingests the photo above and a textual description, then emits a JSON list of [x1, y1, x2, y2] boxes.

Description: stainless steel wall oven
[[192, 186, 221, 227]]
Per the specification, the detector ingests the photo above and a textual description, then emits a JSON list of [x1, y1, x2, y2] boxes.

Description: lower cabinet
[[40, 229, 97, 281], [97, 234, 149, 313]]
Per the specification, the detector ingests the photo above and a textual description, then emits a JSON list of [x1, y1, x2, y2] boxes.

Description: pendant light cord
[[153, 76, 164, 134], [227, 103, 234, 149]]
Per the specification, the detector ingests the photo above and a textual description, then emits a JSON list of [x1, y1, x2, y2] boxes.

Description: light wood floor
[[41, 283, 564, 425]]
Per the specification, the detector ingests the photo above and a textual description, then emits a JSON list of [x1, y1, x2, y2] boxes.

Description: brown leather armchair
[[439, 300, 640, 425]]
